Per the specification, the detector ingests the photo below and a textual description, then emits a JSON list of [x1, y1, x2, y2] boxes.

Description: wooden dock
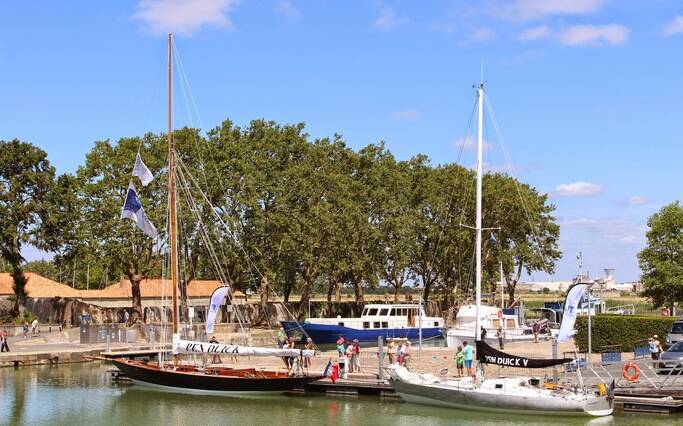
[[302, 377, 400, 399], [100, 347, 170, 359]]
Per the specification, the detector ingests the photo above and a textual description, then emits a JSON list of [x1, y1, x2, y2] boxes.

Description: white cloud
[[431, 22, 457, 34], [454, 135, 475, 150], [390, 110, 422, 121], [557, 24, 629, 47], [372, 7, 407, 30], [469, 27, 496, 41], [552, 181, 604, 197], [519, 25, 552, 41], [663, 16, 683, 37], [623, 196, 650, 206], [561, 217, 646, 245], [274, 0, 300, 21], [501, 0, 603, 21], [132, 0, 236, 35]]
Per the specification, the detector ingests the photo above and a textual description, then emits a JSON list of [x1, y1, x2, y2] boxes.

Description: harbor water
[[2, 362, 683, 426]]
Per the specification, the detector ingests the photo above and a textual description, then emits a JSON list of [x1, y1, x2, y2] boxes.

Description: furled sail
[[476, 340, 572, 368], [173, 338, 314, 358]]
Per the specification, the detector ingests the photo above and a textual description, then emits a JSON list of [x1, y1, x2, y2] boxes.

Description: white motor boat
[[446, 304, 537, 348]]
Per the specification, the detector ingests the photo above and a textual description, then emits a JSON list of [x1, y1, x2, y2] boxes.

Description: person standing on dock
[[496, 327, 505, 349], [208, 335, 222, 364], [463, 341, 473, 376], [336, 335, 345, 356], [403, 341, 412, 367], [351, 339, 361, 373], [0, 330, 9, 352], [386, 338, 395, 364], [31, 319, 38, 336], [22, 322, 29, 339], [277, 327, 286, 349], [304, 338, 314, 371], [455, 346, 465, 376]]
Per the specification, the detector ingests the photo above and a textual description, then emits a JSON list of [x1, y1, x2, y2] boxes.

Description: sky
[[1, 0, 681, 282]]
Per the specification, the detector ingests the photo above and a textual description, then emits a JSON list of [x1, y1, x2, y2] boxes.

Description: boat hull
[[112, 359, 323, 394], [389, 380, 612, 417], [281, 321, 443, 344]]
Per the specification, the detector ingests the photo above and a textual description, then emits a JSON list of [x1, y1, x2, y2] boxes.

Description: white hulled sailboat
[[385, 83, 613, 417]]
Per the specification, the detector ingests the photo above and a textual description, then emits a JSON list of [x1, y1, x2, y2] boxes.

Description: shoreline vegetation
[[0, 122, 680, 324]]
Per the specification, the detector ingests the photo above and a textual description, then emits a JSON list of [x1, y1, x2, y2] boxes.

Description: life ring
[[497, 309, 503, 319], [622, 362, 640, 382]]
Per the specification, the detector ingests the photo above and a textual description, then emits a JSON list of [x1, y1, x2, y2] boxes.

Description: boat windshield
[[367, 308, 378, 316]]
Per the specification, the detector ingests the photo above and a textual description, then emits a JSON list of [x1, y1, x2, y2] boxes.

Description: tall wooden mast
[[168, 33, 179, 335]]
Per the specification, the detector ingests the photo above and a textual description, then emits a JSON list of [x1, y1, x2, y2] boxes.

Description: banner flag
[[206, 286, 230, 335], [120, 183, 158, 239], [557, 283, 590, 343]]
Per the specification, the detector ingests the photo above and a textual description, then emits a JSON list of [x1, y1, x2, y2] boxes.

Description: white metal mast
[[475, 83, 484, 342]]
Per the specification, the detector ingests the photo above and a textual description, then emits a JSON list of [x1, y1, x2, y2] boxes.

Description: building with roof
[[0, 273, 246, 309]]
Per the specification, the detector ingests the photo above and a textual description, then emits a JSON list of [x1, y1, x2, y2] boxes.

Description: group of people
[[336, 335, 362, 373], [277, 327, 314, 372], [454, 341, 474, 376], [385, 338, 412, 367]]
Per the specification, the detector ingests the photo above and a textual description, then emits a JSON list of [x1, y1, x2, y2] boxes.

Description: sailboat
[[385, 83, 613, 416], [112, 33, 324, 394]]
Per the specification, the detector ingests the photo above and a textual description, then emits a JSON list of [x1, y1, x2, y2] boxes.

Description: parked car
[[657, 341, 683, 374], [665, 321, 683, 346]]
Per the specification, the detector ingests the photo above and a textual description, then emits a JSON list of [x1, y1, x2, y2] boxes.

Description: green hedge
[[575, 315, 676, 353]]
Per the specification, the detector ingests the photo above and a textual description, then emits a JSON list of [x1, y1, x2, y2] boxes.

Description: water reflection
[[2, 362, 683, 426]]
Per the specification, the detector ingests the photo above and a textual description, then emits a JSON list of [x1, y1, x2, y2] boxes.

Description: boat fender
[[622, 362, 640, 382]]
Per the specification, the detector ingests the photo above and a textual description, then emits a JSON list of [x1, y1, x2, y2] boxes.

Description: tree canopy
[[639, 201, 683, 311], [0, 139, 57, 315], [6, 118, 562, 317]]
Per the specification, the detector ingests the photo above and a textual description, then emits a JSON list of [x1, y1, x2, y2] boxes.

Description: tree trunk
[[129, 274, 143, 323], [335, 281, 343, 303], [258, 274, 271, 326], [326, 277, 335, 302], [178, 279, 189, 323], [393, 284, 400, 302], [352, 275, 364, 303], [300, 278, 311, 318], [11, 266, 27, 316], [9, 236, 27, 316]]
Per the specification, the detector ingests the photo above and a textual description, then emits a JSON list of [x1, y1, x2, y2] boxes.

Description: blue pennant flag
[[120, 183, 158, 239]]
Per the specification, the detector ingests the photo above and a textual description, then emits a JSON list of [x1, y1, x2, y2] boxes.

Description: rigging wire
[[484, 93, 553, 272]]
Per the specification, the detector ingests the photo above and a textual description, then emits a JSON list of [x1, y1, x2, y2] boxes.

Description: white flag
[[557, 283, 590, 343], [206, 286, 230, 335], [132, 153, 154, 186], [120, 183, 158, 239]]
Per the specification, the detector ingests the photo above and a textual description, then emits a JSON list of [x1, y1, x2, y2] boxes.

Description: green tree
[[639, 201, 683, 312], [482, 174, 561, 305], [23, 259, 59, 282], [0, 140, 55, 315]]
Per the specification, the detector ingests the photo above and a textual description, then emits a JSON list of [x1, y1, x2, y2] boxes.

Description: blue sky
[[1, 0, 681, 282]]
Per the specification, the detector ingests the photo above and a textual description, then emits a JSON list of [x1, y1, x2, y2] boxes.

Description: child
[[455, 346, 465, 377]]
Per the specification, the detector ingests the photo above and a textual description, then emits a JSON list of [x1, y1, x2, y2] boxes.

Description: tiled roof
[[83, 279, 230, 299], [0, 273, 246, 300], [0, 272, 81, 298]]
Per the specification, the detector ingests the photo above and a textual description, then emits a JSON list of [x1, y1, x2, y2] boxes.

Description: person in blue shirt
[[463, 341, 474, 376]]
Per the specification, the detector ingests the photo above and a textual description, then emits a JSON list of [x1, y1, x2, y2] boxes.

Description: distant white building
[[519, 268, 642, 294]]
